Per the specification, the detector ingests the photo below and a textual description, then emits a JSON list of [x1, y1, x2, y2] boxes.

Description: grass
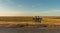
[[0, 16, 60, 28], [0, 16, 60, 22], [0, 17, 33, 22], [0, 16, 60, 25]]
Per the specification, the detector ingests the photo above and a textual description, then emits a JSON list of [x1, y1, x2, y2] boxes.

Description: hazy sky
[[0, 0, 60, 16]]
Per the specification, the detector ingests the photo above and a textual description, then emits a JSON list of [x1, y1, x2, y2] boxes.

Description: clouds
[[5, 0, 14, 5], [0, 11, 25, 16], [17, 5, 23, 8], [0, 0, 15, 6], [0, 0, 12, 7], [20, 10, 60, 16], [32, 4, 41, 8], [32, 10, 60, 16], [0, 0, 60, 16], [0, 8, 60, 16]]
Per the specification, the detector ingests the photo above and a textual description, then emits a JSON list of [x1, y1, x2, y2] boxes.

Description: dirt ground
[[0, 21, 60, 28]]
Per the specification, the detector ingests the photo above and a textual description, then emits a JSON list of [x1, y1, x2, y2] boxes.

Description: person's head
[[35, 16, 37, 17], [37, 16, 40, 18]]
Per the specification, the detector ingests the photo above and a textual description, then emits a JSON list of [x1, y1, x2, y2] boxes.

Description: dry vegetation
[[0, 16, 33, 22], [0, 16, 60, 28], [0, 16, 60, 22]]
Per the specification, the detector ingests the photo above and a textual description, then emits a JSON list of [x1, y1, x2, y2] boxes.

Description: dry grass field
[[0, 16, 60, 28], [0, 16, 60, 22]]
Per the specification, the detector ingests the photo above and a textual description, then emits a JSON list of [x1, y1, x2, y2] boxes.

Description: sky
[[0, 0, 60, 16]]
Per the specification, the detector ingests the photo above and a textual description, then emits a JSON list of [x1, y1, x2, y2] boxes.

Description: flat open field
[[0, 16, 60, 23], [0, 16, 60, 28]]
